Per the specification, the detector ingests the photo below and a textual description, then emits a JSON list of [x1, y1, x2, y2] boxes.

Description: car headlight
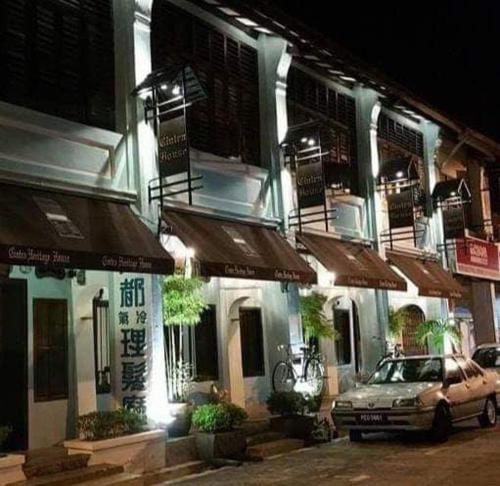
[[392, 397, 422, 408], [333, 400, 353, 409]]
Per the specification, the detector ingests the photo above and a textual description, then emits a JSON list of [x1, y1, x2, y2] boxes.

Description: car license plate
[[359, 413, 385, 424]]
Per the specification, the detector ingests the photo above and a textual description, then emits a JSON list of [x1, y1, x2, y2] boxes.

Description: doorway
[[0, 279, 28, 451]]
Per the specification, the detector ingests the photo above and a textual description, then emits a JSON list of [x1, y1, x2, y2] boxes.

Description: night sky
[[273, 1, 500, 143]]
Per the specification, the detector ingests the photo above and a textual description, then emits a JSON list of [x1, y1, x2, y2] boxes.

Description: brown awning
[[386, 251, 464, 299], [163, 208, 317, 284], [296, 232, 407, 291], [0, 184, 174, 274]]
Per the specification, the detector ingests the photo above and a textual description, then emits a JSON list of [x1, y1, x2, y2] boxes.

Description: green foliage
[[77, 409, 147, 441], [0, 426, 12, 449], [266, 391, 307, 417], [300, 292, 337, 341], [388, 307, 409, 337], [163, 275, 208, 327], [416, 319, 462, 354], [192, 403, 248, 433]]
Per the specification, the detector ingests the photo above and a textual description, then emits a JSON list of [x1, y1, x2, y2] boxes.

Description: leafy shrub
[[300, 293, 337, 341], [192, 403, 248, 433], [77, 409, 147, 441], [266, 391, 307, 417], [0, 426, 12, 450]]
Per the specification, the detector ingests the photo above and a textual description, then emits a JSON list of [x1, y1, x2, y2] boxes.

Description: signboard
[[296, 161, 325, 209], [114, 274, 153, 414], [455, 237, 500, 281], [158, 115, 189, 178], [387, 190, 414, 229], [442, 206, 465, 240]]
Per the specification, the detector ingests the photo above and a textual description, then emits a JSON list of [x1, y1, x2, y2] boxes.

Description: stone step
[[246, 431, 286, 447], [239, 419, 271, 437], [76, 472, 143, 486], [23, 453, 91, 479], [142, 460, 207, 485], [8, 464, 124, 486], [165, 436, 199, 467], [246, 438, 304, 460]]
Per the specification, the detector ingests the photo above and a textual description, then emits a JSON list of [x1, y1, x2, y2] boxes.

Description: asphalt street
[[171, 420, 500, 485]]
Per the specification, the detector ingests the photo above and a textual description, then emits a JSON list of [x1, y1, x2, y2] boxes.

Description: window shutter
[[378, 113, 424, 158], [152, 2, 261, 166], [0, 0, 115, 130]]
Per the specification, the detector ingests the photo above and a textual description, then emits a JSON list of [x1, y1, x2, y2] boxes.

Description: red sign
[[455, 237, 500, 281]]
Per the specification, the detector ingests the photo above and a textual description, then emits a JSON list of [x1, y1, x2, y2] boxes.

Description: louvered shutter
[[152, 2, 261, 166], [378, 114, 424, 158], [0, 0, 115, 130]]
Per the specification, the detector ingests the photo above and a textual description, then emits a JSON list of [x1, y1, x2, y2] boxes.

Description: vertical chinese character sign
[[115, 274, 152, 415]]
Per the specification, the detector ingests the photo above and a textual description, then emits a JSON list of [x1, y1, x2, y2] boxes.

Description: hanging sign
[[114, 274, 153, 414], [296, 161, 325, 209], [387, 190, 414, 229], [442, 206, 465, 240], [158, 115, 189, 178], [455, 237, 500, 281]]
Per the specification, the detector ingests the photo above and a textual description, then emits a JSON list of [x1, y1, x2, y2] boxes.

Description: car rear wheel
[[478, 397, 497, 428], [430, 404, 451, 443], [349, 430, 363, 442]]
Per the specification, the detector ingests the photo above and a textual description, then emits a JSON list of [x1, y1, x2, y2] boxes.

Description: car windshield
[[472, 348, 500, 368], [368, 358, 443, 384]]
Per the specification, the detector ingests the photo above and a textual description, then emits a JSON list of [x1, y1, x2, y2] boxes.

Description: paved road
[[173, 421, 499, 485]]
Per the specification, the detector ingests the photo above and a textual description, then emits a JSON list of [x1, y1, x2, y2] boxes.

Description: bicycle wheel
[[304, 357, 324, 396], [272, 361, 296, 392]]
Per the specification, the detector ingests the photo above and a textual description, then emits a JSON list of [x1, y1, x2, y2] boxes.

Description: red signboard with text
[[455, 237, 500, 281]]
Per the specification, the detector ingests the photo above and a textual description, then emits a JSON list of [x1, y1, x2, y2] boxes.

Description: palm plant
[[415, 318, 462, 354], [388, 307, 409, 338], [299, 292, 338, 342]]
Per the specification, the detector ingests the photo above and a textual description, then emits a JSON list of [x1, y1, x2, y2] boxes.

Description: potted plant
[[163, 275, 208, 437], [415, 318, 462, 354], [64, 409, 167, 473], [299, 292, 337, 343], [192, 402, 248, 462], [266, 391, 315, 440]]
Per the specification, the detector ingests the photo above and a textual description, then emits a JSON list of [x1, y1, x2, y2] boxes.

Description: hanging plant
[[388, 307, 409, 338], [299, 292, 337, 341], [163, 275, 208, 403], [415, 318, 462, 354]]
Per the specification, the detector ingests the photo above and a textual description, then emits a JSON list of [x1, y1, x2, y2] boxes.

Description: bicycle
[[272, 344, 325, 396]]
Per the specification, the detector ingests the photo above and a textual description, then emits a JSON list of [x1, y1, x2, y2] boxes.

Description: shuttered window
[[378, 114, 424, 158], [194, 305, 219, 382], [151, 2, 261, 166], [34, 299, 68, 402], [0, 0, 115, 130], [287, 66, 358, 193], [239, 308, 265, 377]]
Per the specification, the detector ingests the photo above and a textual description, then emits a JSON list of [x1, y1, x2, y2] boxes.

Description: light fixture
[[300, 137, 308, 144], [395, 171, 405, 179], [236, 17, 258, 27], [171, 85, 180, 96], [340, 75, 357, 83], [217, 6, 239, 16], [254, 26, 273, 34], [160, 84, 168, 90], [307, 138, 316, 146]]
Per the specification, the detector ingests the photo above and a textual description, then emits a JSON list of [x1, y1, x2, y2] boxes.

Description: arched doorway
[[400, 305, 427, 356]]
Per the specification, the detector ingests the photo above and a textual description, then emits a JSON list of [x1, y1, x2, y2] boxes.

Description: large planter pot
[[0, 454, 26, 485], [270, 415, 315, 440], [195, 429, 247, 462], [167, 402, 193, 438], [64, 430, 166, 474]]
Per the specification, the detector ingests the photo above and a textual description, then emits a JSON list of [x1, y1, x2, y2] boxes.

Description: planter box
[[0, 454, 25, 485], [270, 415, 315, 440], [64, 430, 166, 474], [195, 430, 246, 462]]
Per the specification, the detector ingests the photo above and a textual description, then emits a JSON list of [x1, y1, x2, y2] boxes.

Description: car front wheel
[[478, 397, 497, 428], [430, 404, 451, 443]]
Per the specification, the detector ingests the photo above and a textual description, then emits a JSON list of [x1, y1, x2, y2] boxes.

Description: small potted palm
[[192, 402, 248, 462], [415, 318, 462, 354]]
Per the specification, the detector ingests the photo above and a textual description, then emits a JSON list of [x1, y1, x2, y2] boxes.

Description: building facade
[[0, 0, 499, 451]]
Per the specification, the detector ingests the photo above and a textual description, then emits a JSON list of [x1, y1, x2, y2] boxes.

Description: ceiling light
[[236, 17, 258, 27], [217, 7, 239, 16], [340, 76, 357, 82], [254, 26, 273, 34]]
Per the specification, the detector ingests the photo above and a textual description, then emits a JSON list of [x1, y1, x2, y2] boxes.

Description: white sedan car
[[331, 355, 497, 442]]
